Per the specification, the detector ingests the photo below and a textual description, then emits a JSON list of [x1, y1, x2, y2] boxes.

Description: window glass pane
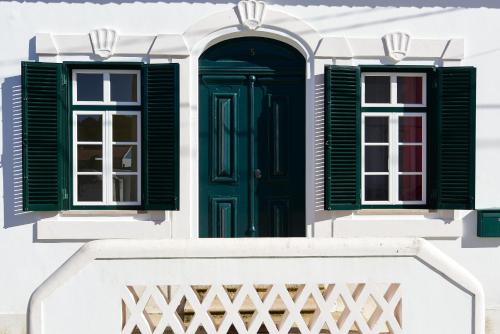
[[76, 73, 103, 101], [399, 116, 422, 143], [113, 115, 137, 142], [399, 175, 422, 201], [110, 73, 138, 102], [77, 145, 102, 172], [365, 146, 388, 172], [113, 175, 138, 202], [113, 145, 137, 172], [77, 115, 102, 142], [399, 146, 422, 172], [364, 76, 391, 103], [365, 117, 389, 143], [365, 175, 389, 201], [78, 175, 102, 201], [397, 76, 423, 104]]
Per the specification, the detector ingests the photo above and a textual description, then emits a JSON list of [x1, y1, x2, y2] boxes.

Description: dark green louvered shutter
[[324, 65, 361, 210], [435, 67, 476, 209], [142, 63, 180, 210], [22, 62, 68, 211]]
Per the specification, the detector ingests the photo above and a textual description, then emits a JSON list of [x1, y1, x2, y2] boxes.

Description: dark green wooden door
[[199, 38, 305, 237]]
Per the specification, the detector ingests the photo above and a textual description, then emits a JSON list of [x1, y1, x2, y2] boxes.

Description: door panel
[[199, 76, 249, 237], [255, 77, 305, 237], [199, 37, 305, 238], [211, 93, 238, 182]]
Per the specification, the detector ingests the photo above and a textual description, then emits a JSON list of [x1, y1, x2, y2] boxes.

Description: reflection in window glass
[[77, 145, 102, 172], [76, 73, 103, 101], [397, 76, 423, 104], [365, 76, 391, 103], [365, 175, 389, 201], [113, 115, 137, 142], [113, 145, 137, 172], [365, 146, 388, 172], [399, 175, 422, 201], [365, 117, 389, 143], [77, 115, 102, 142], [399, 146, 422, 172], [110, 74, 138, 102], [78, 175, 103, 201], [113, 175, 138, 202], [399, 116, 422, 143]]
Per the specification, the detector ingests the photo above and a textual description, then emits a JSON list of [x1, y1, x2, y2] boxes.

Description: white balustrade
[[29, 238, 484, 334]]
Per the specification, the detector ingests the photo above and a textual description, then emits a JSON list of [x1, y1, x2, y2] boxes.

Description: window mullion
[[390, 75, 397, 105], [105, 111, 112, 205], [390, 114, 398, 204], [103, 72, 111, 103]]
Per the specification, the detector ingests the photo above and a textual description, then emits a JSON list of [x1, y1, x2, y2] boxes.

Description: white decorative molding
[[36, 32, 189, 58], [315, 35, 464, 62], [28, 238, 485, 334], [35, 211, 170, 240], [89, 28, 117, 59], [383, 31, 411, 62], [237, 0, 266, 30]]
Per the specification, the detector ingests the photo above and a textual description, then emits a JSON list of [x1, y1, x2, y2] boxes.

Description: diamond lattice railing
[[121, 283, 402, 334]]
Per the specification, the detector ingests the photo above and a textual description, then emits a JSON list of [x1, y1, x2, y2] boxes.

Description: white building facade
[[0, 0, 500, 333]]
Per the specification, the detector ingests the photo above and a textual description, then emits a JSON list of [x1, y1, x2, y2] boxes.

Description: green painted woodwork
[[199, 37, 305, 238], [324, 65, 476, 211], [66, 62, 145, 210], [477, 210, 500, 237], [142, 63, 180, 210], [22, 62, 69, 211], [324, 65, 361, 210], [435, 67, 476, 209]]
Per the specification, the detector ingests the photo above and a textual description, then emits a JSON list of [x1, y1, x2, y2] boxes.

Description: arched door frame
[[183, 7, 323, 238]]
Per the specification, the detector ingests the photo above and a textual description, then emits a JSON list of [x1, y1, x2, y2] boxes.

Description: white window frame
[[362, 72, 427, 107], [361, 112, 427, 205], [73, 110, 141, 206], [72, 69, 141, 106]]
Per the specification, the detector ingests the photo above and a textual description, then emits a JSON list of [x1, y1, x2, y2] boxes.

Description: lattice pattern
[[121, 283, 402, 334]]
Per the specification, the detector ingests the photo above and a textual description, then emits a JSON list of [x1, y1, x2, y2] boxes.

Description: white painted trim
[[35, 211, 171, 240], [36, 31, 464, 64], [73, 110, 141, 206], [184, 6, 322, 238], [362, 112, 427, 205], [315, 36, 464, 62], [361, 72, 427, 107], [27, 238, 485, 334], [72, 69, 141, 106], [332, 210, 463, 238], [35, 32, 189, 58]]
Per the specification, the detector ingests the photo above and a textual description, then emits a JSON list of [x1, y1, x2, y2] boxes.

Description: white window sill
[[330, 209, 464, 238], [35, 211, 171, 241]]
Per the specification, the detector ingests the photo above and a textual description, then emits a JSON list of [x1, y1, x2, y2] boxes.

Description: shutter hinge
[[62, 188, 68, 200], [61, 74, 67, 86]]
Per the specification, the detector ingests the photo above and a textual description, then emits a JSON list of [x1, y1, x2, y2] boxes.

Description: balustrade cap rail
[[28, 237, 485, 334]]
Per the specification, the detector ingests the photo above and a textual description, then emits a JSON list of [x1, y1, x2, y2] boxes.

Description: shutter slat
[[143, 63, 179, 210], [436, 67, 476, 209], [22, 62, 65, 211], [324, 65, 361, 210]]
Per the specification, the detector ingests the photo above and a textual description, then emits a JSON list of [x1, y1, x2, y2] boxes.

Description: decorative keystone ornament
[[237, 0, 266, 30], [89, 28, 118, 59], [383, 32, 411, 62]]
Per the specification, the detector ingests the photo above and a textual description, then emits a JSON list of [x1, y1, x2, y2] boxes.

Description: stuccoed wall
[[1, 1, 500, 333]]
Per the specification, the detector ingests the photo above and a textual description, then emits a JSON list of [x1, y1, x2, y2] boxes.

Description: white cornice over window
[[36, 31, 189, 59], [315, 33, 464, 62]]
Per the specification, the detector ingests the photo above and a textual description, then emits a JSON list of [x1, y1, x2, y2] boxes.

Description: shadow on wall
[[2, 76, 39, 229], [462, 211, 500, 248], [0, 0, 499, 7], [313, 73, 332, 221]]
